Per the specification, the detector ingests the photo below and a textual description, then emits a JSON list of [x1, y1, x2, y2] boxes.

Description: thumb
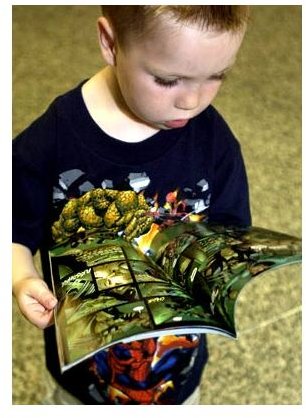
[[31, 282, 58, 310]]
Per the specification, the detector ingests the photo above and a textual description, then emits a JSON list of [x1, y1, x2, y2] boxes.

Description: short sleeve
[[12, 104, 58, 254]]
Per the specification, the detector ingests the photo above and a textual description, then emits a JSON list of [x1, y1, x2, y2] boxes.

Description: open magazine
[[49, 222, 301, 372]]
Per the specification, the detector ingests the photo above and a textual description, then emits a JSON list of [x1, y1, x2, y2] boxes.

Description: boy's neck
[[82, 67, 160, 143]]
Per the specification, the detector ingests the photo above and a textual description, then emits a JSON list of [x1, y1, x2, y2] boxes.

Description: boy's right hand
[[13, 277, 58, 329]]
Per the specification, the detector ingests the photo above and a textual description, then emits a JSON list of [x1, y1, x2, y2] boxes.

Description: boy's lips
[[164, 119, 190, 128]]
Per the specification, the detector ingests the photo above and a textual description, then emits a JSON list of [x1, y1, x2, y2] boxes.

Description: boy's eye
[[154, 77, 179, 88]]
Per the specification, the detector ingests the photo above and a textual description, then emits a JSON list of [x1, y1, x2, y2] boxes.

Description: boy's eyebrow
[[151, 64, 234, 80], [211, 65, 234, 76], [208, 65, 234, 79]]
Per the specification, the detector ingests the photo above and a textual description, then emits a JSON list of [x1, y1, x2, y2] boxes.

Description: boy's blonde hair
[[101, 5, 250, 47]]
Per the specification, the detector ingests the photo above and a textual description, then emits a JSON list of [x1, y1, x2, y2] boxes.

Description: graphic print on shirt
[[51, 169, 211, 246], [88, 335, 200, 405]]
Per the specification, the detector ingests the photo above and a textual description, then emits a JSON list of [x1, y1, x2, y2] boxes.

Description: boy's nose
[[175, 89, 200, 111]]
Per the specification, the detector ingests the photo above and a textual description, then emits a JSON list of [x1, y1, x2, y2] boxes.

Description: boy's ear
[[97, 17, 117, 66]]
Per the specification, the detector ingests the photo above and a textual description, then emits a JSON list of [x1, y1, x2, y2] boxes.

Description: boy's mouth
[[164, 119, 190, 129]]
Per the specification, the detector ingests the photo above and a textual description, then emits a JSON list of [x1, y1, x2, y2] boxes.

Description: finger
[[40, 291, 58, 310], [29, 286, 58, 310], [27, 308, 55, 329]]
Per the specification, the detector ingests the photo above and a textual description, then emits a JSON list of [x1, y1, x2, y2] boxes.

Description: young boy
[[12, 5, 251, 404]]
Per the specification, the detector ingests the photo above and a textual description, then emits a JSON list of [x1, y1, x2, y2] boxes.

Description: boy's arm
[[12, 243, 58, 329]]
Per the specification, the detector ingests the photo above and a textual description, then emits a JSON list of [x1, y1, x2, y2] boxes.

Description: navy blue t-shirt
[[13, 81, 251, 404]]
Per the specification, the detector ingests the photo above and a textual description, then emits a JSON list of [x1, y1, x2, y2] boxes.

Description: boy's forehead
[[126, 19, 244, 76], [131, 16, 244, 52]]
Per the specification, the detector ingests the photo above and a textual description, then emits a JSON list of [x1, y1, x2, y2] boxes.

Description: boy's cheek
[[196, 87, 221, 110], [130, 93, 168, 115]]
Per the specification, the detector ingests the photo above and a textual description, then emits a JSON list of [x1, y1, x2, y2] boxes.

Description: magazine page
[[151, 223, 302, 335]]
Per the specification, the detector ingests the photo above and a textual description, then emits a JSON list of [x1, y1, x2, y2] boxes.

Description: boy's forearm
[[12, 243, 41, 293]]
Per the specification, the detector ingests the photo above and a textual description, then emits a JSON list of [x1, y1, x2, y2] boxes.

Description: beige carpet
[[12, 5, 301, 404]]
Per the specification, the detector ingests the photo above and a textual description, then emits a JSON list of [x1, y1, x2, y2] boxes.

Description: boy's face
[[110, 19, 246, 130]]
